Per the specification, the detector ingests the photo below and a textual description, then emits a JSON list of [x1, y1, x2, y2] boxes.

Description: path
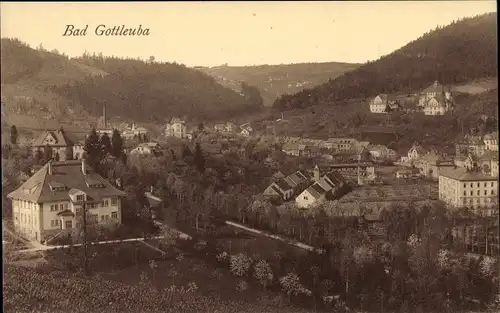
[[225, 220, 324, 254], [12, 219, 192, 254]]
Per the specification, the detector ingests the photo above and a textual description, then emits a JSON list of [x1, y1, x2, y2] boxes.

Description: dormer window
[[49, 182, 66, 192], [76, 195, 84, 201]]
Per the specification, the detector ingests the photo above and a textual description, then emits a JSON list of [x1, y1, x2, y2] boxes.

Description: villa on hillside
[[129, 142, 162, 156], [165, 117, 189, 139], [368, 94, 399, 114], [483, 132, 499, 151], [7, 159, 126, 243], [418, 81, 454, 115], [122, 123, 148, 140]]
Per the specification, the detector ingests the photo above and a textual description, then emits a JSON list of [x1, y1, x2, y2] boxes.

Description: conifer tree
[[84, 128, 101, 171], [111, 129, 124, 158], [194, 143, 205, 173]]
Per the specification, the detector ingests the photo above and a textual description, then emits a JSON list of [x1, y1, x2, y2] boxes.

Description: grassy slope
[[198, 62, 361, 106]]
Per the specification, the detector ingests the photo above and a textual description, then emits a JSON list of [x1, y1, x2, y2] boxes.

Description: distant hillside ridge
[[1, 37, 263, 124], [273, 12, 497, 110], [196, 62, 361, 106]]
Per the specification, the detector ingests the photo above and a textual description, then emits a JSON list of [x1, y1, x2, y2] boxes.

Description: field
[[451, 77, 498, 95]]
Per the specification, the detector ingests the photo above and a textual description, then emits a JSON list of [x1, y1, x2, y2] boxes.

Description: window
[[76, 195, 84, 201], [64, 203, 68, 209], [477, 183, 480, 188], [463, 191, 466, 196], [65, 220, 73, 229], [463, 183, 466, 188], [91, 214, 98, 223], [477, 190, 480, 196], [484, 190, 487, 196], [101, 215, 105, 221], [76, 208, 82, 216], [492, 182, 494, 187], [50, 205, 55, 211], [111, 212, 118, 219], [492, 190, 495, 195], [59, 204, 64, 210], [111, 198, 117, 205], [484, 182, 487, 187], [470, 191, 473, 196]]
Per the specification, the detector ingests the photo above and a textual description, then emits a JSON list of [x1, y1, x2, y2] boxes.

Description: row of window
[[50, 203, 69, 211], [15, 213, 37, 226], [464, 182, 495, 188], [462, 197, 496, 205], [49, 198, 117, 212], [463, 190, 496, 196]]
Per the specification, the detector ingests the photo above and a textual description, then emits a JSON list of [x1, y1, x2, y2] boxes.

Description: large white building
[[418, 81, 454, 115], [7, 159, 126, 243], [368, 94, 398, 113], [438, 164, 498, 216], [165, 117, 188, 139], [483, 132, 498, 151]]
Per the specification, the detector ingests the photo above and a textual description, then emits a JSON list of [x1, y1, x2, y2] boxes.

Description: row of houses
[[165, 118, 255, 140], [455, 132, 499, 156], [263, 166, 348, 208], [369, 80, 455, 116]]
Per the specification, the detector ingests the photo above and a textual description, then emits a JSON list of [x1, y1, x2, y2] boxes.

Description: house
[[165, 117, 188, 139], [240, 123, 253, 132], [458, 151, 500, 177], [455, 134, 485, 157], [263, 178, 295, 201], [368, 145, 397, 162], [122, 123, 148, 141], [295, 170, 346, 208], [438, 165, 498, 215], [406, 143, 427, 163], [418, 81, 454, 115], [415, 151, 455, 179], [7, 159, 126, 243], [214, 124, 228, 132], [129, 142, 162, 156], [284, 170, 310, 188], [240, 128, 251, 137], [396, 168, 420, 179], [226, 122, 237, 132], [483, 132, 498, 151], [369, 94, 398, 113], [323, 138, 358, 152], [32, 129, 77, 161]]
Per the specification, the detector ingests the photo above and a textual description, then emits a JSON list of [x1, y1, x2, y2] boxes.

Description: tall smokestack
[[102, 101, 107, 129], [48, 160, 53, 175], [81, 159, 86, 175]]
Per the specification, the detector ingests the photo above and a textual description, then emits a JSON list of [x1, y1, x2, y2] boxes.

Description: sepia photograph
[[1, 1, 499, 312]]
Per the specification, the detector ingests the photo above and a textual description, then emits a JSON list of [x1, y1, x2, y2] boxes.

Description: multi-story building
[[295, 169, 346, 208], [368, 94, 399, 113], [455, 134, 485, 157], [7, 159, 126, 243], [418, 81, 454, 115], [129, 142, 162, 156], [122, 123, 148, 141], [483, 132, 498, 151], [438, 164, 498, 216], [165, 117, 188, 139]]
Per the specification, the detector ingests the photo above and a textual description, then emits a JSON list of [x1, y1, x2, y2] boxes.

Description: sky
[[0, 1, 496, 67]]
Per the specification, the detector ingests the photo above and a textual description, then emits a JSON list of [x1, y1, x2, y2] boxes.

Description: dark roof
[[7, 160, 126, 203], [275, 178, 293, 191], [440, 167, 497, 181], [324, 171, 345, 186], [310, 183, 327, 195], [33, 129, 76, 147]]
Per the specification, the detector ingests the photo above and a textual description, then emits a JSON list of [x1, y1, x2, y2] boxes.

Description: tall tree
[[194, 143, 205, 173], [111, 129, 124, 159], [100, 133, 112, 157], [10, 125, 18, 145], [84, 129, 101, 171], [43, 145, 53, 162]]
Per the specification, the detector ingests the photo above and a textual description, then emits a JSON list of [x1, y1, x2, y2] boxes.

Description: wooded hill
[[273, 13, 498, 110], [1, 38, 264, 125], [197, 62, 360, 106]]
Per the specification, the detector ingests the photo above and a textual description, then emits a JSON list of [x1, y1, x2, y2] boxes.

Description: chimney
[[102, 101, 107, 129], [81, 159, 86, 175], [48, 160, 53, 175], [313, 164, 320, 182]]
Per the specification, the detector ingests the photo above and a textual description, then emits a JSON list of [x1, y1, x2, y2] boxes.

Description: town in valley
[[1, 2, 499, 313]]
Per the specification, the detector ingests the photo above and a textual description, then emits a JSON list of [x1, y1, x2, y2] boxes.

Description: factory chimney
[[102, 101, 107, 129]]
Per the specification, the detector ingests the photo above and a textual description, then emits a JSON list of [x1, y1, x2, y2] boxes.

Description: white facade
[[295, 189, 324, 209], [369, 95, 388, 113], [165, 118, 188, 139]]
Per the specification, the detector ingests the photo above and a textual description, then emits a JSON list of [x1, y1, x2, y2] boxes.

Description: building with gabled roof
[[32, 129, 77, 161], [369, 94, 398, 114], [130, 142, 162, 156], [263, 178, 295, 201], [165, 117, 188, 139], [295, 169, 346, 208], [7, 159, 126, 243]]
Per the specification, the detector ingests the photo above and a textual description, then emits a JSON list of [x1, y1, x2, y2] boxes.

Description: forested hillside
[[52, 55, 263, 122], [198, 62, 360, 106], [1, 38, 263, 125], [273, 13, 497, 110]]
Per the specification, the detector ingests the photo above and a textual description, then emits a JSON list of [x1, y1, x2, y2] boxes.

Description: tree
[[230, 253, 252, 277], [241, 82, 264, 107], [111, 129, 124, 159], [194, 143, 205, 173], [149, 56, 155, 63], [10, 125, 18, 145], [253, 260, 274, 290], [100, 133, 112, 157], [84, 129, 101, 171], [43, 145, 53, 162]]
